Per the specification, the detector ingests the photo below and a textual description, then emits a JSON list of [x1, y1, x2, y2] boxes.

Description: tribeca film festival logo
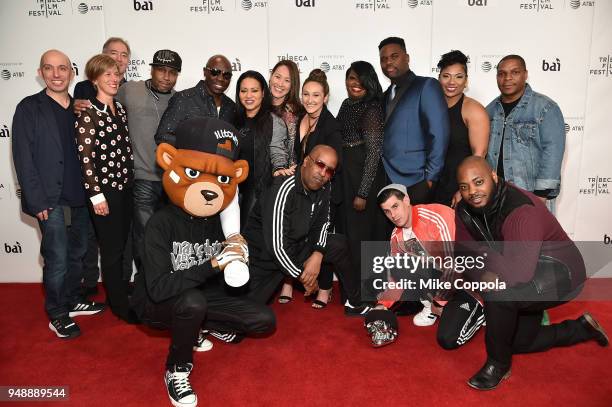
[[354, 0, 392, 11], [126, 58, 147, 80], [0, 63, 25, 81], [580, 176, 611, 196], [27, 0, 69, 17], [240, 0, 268, 10], [189, 0, 226, 13], [590, 55, 612, 77], [518, 0, 557, 11], [276, 53, 312, 73], [431, 54, 472, 74], [318, 55, 346, 73], [569, 0, 595, 9]]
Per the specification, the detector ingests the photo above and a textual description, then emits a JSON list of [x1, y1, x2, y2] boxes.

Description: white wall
[[0, 0, 610, 282]]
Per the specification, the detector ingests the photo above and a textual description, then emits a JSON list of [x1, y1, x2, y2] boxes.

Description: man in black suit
[[12, 49, 105, 339]]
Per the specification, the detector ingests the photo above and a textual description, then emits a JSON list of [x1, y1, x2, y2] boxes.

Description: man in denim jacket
[[486, 55, 565, 209]]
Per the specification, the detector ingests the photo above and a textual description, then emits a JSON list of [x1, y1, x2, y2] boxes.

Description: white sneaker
[[165, 363, 197, 407], [193, 330, 213, 352], [413, 300, 438, 327]]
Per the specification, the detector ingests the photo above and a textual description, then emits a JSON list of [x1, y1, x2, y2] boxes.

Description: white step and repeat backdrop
[[0, 0, 610, 282]]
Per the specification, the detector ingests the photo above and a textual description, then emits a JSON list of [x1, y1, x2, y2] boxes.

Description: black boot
[[578, 312, 609, 346], [468, 360, 511, 390]]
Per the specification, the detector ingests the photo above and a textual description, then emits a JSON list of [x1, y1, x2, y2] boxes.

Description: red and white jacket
[[379, 204, 455, 308]]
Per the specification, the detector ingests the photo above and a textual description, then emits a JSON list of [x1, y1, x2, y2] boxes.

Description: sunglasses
[[308, 155, 335, 178], [205, 66, 233, 80]]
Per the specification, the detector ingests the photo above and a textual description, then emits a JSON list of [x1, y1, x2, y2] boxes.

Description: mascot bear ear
[[233, 159, 249, 184], [157, 143, 178, 170]]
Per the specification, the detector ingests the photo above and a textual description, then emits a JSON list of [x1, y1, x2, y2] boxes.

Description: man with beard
[[455, 156, 608, 390]]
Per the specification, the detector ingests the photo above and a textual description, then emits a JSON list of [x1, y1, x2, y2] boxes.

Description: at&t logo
[[318, 55, 346, 73], [241, 0, 267, 10], [570, 0, 595, 9], [1, 69, 25, 80]]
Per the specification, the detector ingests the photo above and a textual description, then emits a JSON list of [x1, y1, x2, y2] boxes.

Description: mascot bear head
[[156, 118, 248, 217]]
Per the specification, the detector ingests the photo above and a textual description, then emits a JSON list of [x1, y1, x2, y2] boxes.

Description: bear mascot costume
[[130, 117, 275, 407]]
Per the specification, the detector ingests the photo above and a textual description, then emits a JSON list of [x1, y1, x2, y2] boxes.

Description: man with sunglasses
[[243, 145, 372, 316], [155, 54, 236, 146]]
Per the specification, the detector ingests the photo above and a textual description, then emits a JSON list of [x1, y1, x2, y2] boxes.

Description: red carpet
[[1, 283, 611, 406]]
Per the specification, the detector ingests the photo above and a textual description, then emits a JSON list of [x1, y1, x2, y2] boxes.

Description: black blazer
[[294, 105, 343, 168], [12, 89, 69, 217]]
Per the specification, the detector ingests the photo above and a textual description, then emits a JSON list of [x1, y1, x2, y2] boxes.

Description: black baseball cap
[[150, 49, 182, 72], [174, 117, 240, 161]]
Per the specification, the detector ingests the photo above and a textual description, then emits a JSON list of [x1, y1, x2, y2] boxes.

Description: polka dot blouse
[[75, 98, 134, 202]]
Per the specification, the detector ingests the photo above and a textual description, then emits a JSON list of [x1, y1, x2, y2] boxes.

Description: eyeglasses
[[307, 155, 335, 178], [205, 66, 232, 80]]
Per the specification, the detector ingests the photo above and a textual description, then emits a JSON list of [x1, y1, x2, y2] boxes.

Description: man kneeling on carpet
[[364, 184, 485, 348], [455, 156, 608, 390], [130, 118, 275, 407]]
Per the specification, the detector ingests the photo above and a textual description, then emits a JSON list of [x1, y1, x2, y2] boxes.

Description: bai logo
[[133, 0, 153, 11], [468, 0, 487, 5], [542, 58, 561, 72], [72, 62, 79, 76], [231, 58, 242, 72], [0, 125, 9, 139], [295, 0, 315, 7], [4, 241, 22, 254], [604, 234, 612, 245]]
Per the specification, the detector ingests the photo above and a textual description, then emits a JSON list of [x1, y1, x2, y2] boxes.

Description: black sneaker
[[344, 300, 372, 317], [49, 316, 81, 339], [165, 363, 197, 407], [69, 300, 106, 317], [204, 329, 244, 344]]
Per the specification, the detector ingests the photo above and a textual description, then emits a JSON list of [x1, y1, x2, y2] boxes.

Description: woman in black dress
[[336, 61, 389, 292], [433, 50, 489, 207]]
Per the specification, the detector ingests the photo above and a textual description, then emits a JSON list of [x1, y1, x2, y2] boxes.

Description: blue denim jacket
[[486, 84, 565, 197]]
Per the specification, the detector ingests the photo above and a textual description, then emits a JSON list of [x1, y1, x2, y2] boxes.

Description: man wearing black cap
[[116, 49, 182, 272]]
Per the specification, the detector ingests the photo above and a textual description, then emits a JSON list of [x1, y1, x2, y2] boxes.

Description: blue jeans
[[38, 206, 89, 320], [133, 179, 163, 270]]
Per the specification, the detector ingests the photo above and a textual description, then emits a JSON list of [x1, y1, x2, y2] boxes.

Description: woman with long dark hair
[[234, 70, 288, 227], [269, 60, 302, 176], [336, 61, 389, 286], [434, 50, 489, 207]]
